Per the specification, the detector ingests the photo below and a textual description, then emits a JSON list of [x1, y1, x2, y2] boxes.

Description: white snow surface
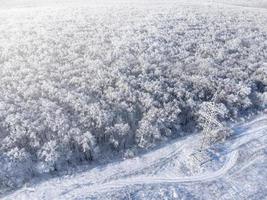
[[0, 0, 266, 9], [2, 114, 267, 199]]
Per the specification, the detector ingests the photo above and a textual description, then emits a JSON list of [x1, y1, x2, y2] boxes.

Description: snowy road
[[63, 151, 238, 194], [2, 114, 267, 200]]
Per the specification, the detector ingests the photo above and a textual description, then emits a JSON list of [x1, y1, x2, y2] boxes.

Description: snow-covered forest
[[0, 0, 266, 192]]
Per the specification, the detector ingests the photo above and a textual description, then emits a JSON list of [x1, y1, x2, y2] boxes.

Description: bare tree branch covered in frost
[[0, 4, 266, 188]]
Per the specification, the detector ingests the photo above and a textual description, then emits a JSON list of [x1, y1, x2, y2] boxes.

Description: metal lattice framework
[[199, 92, 224, 151], [190, 92, 224, 165], [200, 104, 222, 151]]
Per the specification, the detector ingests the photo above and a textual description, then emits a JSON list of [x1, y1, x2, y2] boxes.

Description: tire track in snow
[[60, 151, 238, 197]]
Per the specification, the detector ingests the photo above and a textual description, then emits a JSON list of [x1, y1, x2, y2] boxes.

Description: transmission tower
[[199, 92, 224, 151]]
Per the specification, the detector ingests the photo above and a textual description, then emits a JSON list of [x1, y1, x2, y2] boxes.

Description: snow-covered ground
[[0, 0, 266, 9], [2, 114, 267, 200]]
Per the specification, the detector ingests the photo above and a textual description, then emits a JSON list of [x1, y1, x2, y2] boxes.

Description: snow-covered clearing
[[0, 0, 267, 10], [2, 114, 267, 200]]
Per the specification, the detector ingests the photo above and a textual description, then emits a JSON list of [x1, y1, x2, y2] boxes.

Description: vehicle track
[[60, 151, 238, 197]]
